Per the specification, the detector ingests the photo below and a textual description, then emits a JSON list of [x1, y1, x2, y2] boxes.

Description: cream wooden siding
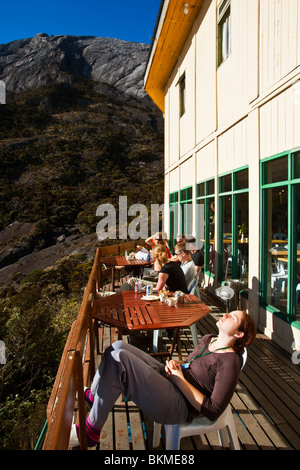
[[168, 69, 180, 166], [179, 38, 196, 157], [180, 155, 195, 189], [259, 0, 300, 95], [217, 0, 259, 128], [196, 140, 216, 182], [195, 0, 217, 144], [218, 117, 249, 174], [259, 85, 300, 159]]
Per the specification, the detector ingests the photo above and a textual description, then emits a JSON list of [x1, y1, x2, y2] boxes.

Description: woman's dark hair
[[233, 310, 257, 355]]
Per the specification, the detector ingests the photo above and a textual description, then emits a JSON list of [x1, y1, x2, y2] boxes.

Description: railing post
[[98, 247, 103, 289], [75, 347, 88, 450]]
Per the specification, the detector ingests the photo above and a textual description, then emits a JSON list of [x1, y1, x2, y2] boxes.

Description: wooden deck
[[86, 288, 300, 451]]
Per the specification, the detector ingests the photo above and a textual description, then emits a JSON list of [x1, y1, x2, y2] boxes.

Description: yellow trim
[[144, 0, 204, 113]]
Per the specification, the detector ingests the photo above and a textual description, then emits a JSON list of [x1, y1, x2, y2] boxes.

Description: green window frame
[[260, 147, 300, 328], [196, 179, 215, 274], [180, 186, 193, 237], [218, 167, 249, 285], [169, 191, 179, 250]]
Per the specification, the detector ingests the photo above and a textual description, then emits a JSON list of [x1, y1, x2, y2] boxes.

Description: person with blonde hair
[[153, 244, 187, 293], [118, 245, 187, 293]]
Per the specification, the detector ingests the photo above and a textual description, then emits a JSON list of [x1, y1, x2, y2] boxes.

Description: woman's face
[[217, 311, 245, 338]]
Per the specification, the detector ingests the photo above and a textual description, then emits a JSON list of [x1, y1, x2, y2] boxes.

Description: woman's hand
[[165, 359, 204, 412], [165, 360, 184, 380]]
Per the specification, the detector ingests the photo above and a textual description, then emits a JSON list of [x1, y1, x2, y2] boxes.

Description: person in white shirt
[[174, 242, 198, 292]]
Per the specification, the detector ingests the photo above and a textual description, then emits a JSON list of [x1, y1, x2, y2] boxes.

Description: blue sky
[[0, 0, 162, 45]]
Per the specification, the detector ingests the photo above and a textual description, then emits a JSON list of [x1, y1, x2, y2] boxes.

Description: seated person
[[186, 235, 204, 277], [145, 232, 172, 258], [118, 245, 188, 294], [174, 242, 197, 289], [69, 310, 257, 447]]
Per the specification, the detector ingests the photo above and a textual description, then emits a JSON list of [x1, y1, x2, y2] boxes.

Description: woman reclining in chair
[[69, 309, 256, 447]]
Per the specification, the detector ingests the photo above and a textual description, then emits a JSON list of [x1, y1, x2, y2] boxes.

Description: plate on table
[[141, 295, 159, 301]]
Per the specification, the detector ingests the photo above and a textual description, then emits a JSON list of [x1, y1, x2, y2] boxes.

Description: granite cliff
[[0, 33, 152, 103], [0, 34, 164, 287]]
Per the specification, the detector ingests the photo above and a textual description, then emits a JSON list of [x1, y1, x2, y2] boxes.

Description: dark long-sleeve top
[[183, 334, 242, 421]]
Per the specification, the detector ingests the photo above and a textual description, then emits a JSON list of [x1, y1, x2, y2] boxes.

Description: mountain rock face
[[0, 33, 151, 103], [0, 34, 164, 288]]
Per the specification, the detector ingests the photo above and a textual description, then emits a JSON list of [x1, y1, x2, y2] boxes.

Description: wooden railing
[[42, 240, 143, 450]]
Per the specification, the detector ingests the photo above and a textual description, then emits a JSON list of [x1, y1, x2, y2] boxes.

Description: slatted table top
[[99, 255, 152, 267], [92, 291, 210, 331]]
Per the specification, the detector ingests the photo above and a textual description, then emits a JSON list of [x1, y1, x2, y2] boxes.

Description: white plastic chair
[[153, 348, 247, 450]]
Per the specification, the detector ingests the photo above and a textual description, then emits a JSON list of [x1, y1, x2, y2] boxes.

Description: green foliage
[[0, 253, 92, 450]]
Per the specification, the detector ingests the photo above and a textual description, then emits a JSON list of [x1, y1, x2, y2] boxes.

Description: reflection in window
[[196, 180, 215, 273], [261, 150, 300, 324], [265, 186, 288, 312], [218, 0, 231, 66], [169, 192, 179, 250], [179, 73, 186, 118], [264, 156, 288, 184], [180, 187, 193, 236], [296, 185, 300, 322], [219, 169, 249, 286], [221, 195, 232, 279]]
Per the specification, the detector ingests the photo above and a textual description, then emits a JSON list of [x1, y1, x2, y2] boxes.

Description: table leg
[[112, 267, 115, 291], [168, 328, 181, 361]]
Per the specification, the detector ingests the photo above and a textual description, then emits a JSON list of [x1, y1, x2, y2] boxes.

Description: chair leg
[[217, 428, 229, 448], [153, 330, 159, 352], [190, 323, 198, 348], [225, 413, 240, 450], [153, 422, 162, 448], [165, 424, 181, 450]]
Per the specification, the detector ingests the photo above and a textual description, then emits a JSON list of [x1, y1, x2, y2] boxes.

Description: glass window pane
[[197, 183, 205, 197], [221, 195, 232, 280], [293, 151, 300, 180], [208, 197, 215, 273], [265, 186, 288, 312], [238, 192, 248, 286], [207, 179, 215, 195], [181, 202, 193, 235], [264, 157, 288, 184], [235, 168, 249, 190], [196, 199, 205, 250], [169, 203, 178, 250], [220, 174, 231, 193], [295, 184, 300, 322]]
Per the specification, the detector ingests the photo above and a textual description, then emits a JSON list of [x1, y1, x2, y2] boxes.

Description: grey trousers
[[89, 340, 190, 429]]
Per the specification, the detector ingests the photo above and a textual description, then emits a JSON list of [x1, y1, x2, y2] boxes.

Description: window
[[196, 179, 215, 274], [169, 192, 179, 250], [178, 73, 186, 117], [261, 150, 300, 324], [217, 0, 231, 66], [180, 186, 193, 236], [218, 168, 249, 286]]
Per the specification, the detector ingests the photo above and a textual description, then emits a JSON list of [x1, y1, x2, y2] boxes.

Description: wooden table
[[100, 256, 152, 291], [92, 291, 210, 359]]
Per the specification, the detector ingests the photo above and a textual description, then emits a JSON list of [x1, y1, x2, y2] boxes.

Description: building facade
[[144, 0, 300, 352]]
